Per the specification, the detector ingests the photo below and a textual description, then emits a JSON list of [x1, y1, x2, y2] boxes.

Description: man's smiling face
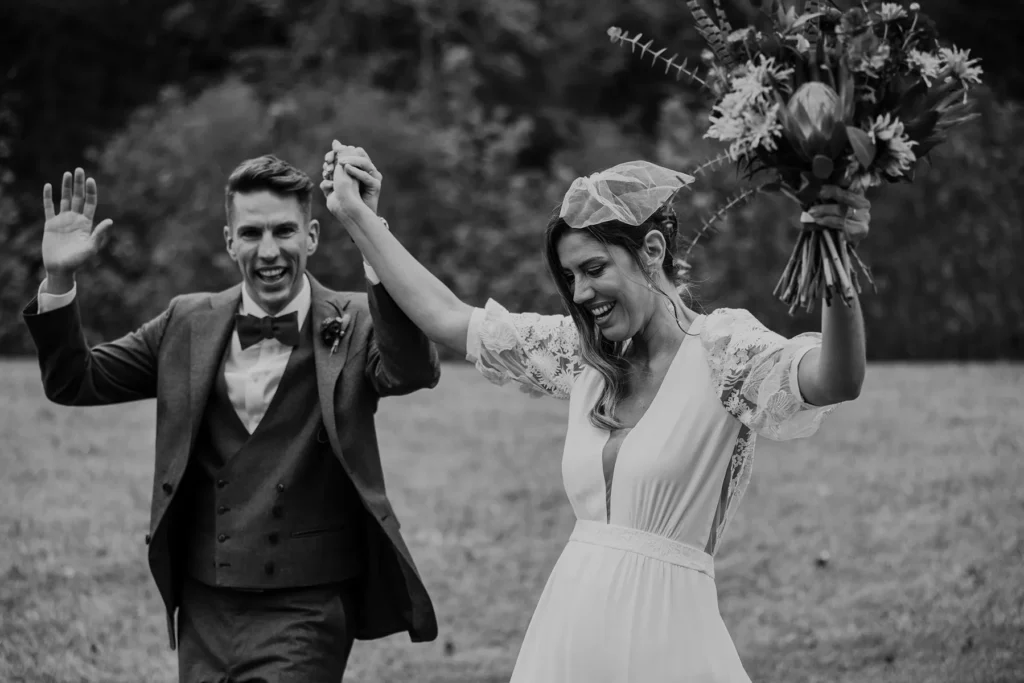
[[224, 190, 319, 315]]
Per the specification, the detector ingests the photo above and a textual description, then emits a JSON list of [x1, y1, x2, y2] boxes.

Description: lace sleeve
[[465, 299, 585, 400], [700, 307, 838, 440]]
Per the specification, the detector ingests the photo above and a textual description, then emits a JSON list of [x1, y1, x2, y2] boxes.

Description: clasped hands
[[320, 141, 382, 221], [799, 185, 872, 244]]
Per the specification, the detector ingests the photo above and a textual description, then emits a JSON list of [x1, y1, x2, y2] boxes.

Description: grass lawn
[[1, 359, 1022, 683]]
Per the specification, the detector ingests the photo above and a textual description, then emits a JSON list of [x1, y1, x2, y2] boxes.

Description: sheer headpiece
[[559, 160, 695, 229]]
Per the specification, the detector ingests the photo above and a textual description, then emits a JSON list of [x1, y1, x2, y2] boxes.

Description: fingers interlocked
[[320, 140, 382, 198]]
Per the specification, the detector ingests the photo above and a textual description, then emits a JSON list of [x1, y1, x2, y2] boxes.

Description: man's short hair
[[225, 155, 315, 223]]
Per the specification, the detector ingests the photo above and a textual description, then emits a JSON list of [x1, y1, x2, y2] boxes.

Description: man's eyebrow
[[237, 221, 299, 230]]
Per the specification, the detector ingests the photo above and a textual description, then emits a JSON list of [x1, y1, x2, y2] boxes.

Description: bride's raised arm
[[322, 148, 472, 355], [321, 145, 583, 400]]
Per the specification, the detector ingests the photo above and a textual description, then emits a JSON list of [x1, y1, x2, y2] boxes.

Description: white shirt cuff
[[37, 279, 77, 313], [363, 261, 380, 285], [362, 214, 391, 285]]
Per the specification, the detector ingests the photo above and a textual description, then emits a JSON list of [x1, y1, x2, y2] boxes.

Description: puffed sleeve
[[465, 299, 585, 400], [700, 307, 839, 440]]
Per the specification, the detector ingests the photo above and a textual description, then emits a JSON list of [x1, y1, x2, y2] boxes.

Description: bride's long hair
[[543, 204, 692, 431]]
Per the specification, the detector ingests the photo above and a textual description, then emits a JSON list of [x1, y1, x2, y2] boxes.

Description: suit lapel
[[187, 285, 242, 451], [309, 275, 359, 452]]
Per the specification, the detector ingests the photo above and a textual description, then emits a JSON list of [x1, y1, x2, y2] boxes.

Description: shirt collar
[[239, 273, 312, 329]]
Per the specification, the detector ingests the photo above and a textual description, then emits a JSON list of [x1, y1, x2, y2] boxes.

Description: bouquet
[[609, 0, 983, 313]]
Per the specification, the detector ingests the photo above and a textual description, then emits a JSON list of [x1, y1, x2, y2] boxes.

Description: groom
[[22, 155, 440, 681]]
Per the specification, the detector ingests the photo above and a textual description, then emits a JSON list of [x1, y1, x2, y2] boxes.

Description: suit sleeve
[[363, 279, 441, 397], [22, 290, 177, 406]]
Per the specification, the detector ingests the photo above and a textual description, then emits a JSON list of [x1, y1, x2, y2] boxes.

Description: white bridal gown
[[465, 300, 838, 682]]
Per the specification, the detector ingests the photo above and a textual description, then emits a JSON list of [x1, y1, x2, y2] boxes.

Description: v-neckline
[[599, 315, 704, 522]]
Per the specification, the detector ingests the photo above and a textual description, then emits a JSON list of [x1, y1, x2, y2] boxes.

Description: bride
[[322, 145, 868, 681]]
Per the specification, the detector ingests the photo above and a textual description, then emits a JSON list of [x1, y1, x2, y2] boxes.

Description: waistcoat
[[175, 317, 365, 589]]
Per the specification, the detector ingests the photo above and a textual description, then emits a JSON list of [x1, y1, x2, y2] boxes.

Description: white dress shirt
[[37, 275, 314, 434]]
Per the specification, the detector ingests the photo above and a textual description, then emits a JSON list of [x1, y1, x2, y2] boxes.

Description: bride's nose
[[572, 279, 593, 305]]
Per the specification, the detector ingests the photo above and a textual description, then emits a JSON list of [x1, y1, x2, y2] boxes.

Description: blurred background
[[0, 0, 1021, 358]]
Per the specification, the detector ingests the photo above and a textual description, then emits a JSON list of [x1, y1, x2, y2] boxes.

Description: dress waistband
[[569, 520, 715, 580]]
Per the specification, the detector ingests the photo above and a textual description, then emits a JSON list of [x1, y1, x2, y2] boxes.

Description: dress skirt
[[509, 521, 752, 683]]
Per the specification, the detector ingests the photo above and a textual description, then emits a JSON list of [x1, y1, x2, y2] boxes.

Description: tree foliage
[[1, 0, 1021, 358]]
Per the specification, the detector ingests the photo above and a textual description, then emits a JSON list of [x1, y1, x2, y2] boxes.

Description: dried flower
[[842, 114, 917, 191], [868, 114, 918, 174], [908, 49, 943, 85], [837, 6, 870, 37], [705, 55, 792, 158], [320, 314, 351, 355], [938, 47, 983, 87], [878, 3, 907, 20], [846, 29, 890, 75]]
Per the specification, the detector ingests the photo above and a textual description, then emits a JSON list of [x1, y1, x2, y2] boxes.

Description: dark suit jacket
[[22, 274, 441, 648]]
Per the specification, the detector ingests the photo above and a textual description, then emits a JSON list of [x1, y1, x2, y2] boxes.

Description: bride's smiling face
[[556, 230, 660, 342]]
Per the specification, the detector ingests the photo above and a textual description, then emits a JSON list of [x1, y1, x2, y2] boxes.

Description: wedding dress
[[465, 300, 837, 682]]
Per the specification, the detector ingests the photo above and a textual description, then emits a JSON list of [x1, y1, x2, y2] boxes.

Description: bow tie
[[235, 312, 301, 349]]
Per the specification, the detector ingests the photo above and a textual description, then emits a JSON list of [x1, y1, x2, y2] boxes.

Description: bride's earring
[[645, 267, 657, 291]]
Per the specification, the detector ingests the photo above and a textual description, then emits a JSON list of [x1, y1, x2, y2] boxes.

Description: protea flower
[[777, 81, 852, 179]]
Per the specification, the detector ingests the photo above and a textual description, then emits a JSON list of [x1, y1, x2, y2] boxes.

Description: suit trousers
[[177, 576, 358, 683]]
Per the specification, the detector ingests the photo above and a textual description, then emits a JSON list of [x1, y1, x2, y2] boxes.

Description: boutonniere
[[320, 301, 352, 355]]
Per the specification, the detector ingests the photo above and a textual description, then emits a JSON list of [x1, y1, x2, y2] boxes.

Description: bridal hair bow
[[559, 160, 696, 229]]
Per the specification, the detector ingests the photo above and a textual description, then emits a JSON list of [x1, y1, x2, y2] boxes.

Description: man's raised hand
[[41, 168, 113, 289]]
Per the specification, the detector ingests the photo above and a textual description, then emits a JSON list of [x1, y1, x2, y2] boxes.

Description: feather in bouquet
[[608, 0, 983, 313]]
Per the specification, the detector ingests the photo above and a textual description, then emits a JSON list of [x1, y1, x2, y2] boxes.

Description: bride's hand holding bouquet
[[609, 0, 982, 313]]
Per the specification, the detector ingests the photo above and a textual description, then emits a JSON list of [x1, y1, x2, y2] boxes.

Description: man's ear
[[306, 219, 320, 256], [223, 224, 238, 262]]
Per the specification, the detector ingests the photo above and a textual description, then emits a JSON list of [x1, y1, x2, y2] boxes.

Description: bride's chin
[[597, 326, 628, 343]]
